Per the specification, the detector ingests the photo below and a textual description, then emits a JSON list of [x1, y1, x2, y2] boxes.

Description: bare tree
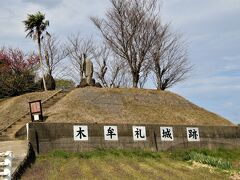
[[42, 34, 68, 77], [91, 0, 159, 88], [151, 25, 192, 90], [94, 45, 130, 88], [138, 59, 152, 88], [108, 56, 130, 88], [138, 70, 150, 89], [66, 34, 95, 84], [94, 45, 109, 87]]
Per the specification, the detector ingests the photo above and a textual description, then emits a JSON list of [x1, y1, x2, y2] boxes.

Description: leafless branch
[[91, 0, 159, 88], [42, 35, 68, 77], [94, 44, 130, 88], [151, 27, 192, 90], [66, 33, 95, 83]]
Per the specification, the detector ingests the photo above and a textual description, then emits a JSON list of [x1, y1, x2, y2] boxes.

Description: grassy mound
[[45, 87, 233, 125], [0, 90, 58, 130]]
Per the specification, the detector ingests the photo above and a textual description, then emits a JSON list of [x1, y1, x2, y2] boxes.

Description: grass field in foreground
[[22, 149, 240, 180]]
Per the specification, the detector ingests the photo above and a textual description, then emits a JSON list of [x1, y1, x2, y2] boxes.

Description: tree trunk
[[156, 69, 161, 90], [154, 59, 162, 90], [38, 36, 47, 91], [80, 66, 83, 83], [132, 72, 139, 88]]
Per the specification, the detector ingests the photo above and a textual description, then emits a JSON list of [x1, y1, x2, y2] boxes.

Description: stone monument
[[78, 54, 102, 88], [83, 54, 94, 85]]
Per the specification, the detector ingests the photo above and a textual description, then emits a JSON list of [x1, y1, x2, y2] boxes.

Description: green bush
[[168, 148, 240, 170], [0, 48, 40, 98], [188, 152, 232, 170], [55, 79, 75, 90]]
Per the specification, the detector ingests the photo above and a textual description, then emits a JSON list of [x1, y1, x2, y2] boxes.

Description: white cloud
[[222, 55, 240, 62], [171, 74, 240, 124], [22, 0, 63, 8], [161, 0, 240, 27], [174, 76, 240, 96]]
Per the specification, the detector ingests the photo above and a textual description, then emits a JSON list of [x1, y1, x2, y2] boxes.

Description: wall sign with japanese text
[[132, 126, 146, 141], [73, 125, 88, 141], [104, 126, 118, 141], [160, 127, 174, 141], [71, 125, 203, 143], [186, 127, 200, 141]]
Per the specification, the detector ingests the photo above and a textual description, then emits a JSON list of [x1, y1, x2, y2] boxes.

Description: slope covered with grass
[[22, 149, 239, 180], [0, 90, 58, 130], [45, 87, 233, 126]]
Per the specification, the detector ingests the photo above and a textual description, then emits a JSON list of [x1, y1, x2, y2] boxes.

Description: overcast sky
[[1, 0, 240, 124]]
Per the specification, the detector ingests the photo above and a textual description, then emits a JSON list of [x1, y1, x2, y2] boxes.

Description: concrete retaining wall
[[28, 123, 240, 154]]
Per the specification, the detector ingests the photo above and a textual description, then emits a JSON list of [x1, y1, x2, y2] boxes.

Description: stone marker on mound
[[78, 54, 102, 88]]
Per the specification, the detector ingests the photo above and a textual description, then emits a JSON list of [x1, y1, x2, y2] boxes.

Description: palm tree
[[23, 11, 49, 91]]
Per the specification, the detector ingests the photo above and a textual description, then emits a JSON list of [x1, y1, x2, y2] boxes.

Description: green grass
[[21, 148, 240, 180], [169, 148, 240, 171], [187, 152, 232, 169], [49, 149, 162, 160]]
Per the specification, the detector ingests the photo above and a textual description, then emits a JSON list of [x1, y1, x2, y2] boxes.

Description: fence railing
[[0, 151, 13, 180]]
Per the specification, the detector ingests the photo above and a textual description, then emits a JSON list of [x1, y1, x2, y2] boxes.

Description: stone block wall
[[28, 123, 240, 154]]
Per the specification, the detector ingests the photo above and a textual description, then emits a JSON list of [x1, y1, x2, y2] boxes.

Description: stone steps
[[0, 135, 14, 141], [0, 90, 69, 142]]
